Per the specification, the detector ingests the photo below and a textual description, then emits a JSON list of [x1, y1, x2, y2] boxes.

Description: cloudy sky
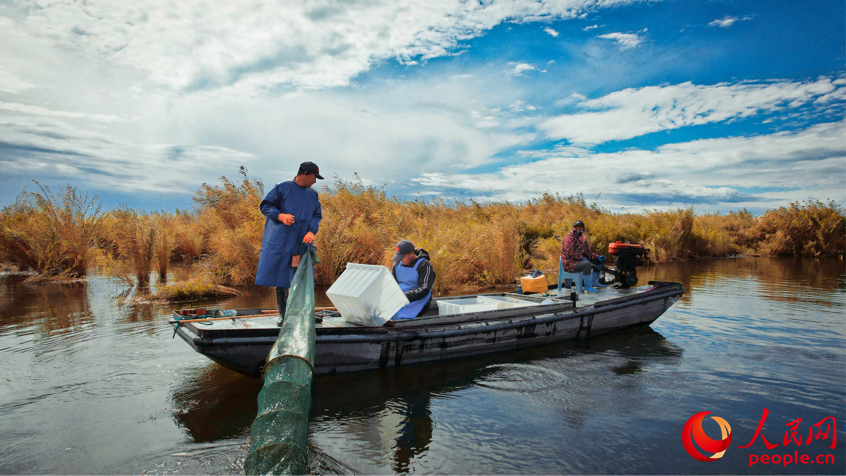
[[1, 0, 844, 214]]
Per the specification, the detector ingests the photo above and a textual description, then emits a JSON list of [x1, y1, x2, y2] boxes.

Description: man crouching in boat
[[390, 240, 436, 320]]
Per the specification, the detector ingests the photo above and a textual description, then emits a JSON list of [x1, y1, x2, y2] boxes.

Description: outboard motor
[[602, 241, 649, 288]]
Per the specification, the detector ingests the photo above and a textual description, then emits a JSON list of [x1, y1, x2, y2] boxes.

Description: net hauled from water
[[244, 246, 319, 475]]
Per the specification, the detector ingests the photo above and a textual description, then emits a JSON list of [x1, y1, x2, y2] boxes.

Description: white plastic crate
[[437, 296, 539, 315], [326, 263, 409, 326], [482, 295, 540, 307], [437, 297, 500, 315]]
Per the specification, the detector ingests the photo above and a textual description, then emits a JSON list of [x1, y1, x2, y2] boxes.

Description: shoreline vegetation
[[1, 171, 844, 302]]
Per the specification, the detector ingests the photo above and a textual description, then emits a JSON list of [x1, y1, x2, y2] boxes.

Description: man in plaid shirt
[[560, 221, 606, 292]]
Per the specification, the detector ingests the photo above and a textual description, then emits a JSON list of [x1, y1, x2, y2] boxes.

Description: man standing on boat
[[255, 162, 323, 326], [390, 240, 435, 319], [561, 220, 606, 293]]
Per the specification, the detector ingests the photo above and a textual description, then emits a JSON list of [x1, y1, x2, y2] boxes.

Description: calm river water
[[0, 257, 844, 474]]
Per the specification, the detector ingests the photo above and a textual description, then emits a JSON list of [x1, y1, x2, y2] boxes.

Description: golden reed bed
[[1, 173, 843, 295]]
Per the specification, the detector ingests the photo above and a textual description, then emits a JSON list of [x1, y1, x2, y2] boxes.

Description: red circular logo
[[682, 411, 733, 461]]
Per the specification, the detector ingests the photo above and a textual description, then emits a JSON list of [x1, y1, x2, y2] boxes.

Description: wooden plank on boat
[[173, 307, 337, 324], [175, 314, 269, 324]]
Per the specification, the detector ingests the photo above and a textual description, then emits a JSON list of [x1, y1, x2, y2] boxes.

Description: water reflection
[[0, 276, 92, 335], [306, 325, 682, 472], [390, 392, 432, 473], [639, 256, 845, 308], [166, 325, 682, 471], [170, 365, 263, 442]]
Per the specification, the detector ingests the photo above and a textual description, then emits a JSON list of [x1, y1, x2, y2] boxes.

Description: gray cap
[[391, 240, 415, 262]]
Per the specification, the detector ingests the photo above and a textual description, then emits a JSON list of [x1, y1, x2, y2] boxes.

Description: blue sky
[[0, 0, 843, 214]]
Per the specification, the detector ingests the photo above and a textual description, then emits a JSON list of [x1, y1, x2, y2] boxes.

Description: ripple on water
[[474, 362, 569, 393]]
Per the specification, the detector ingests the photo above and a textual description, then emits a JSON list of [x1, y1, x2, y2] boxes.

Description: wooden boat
[[171, 281, 683, 377]]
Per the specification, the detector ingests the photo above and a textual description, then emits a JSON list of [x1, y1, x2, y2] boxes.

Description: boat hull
[[175, 282, 683, 376]]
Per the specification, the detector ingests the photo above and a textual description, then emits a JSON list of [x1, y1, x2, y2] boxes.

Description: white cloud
[[554, 92, 587, 107], [544, 27, 559, 37], [412, 173, 450, 187], [513, 63, 536, 75], [540, 77, 846, 144], [598, 29, 647, 50], [583, 24, 601, 31], [0, 74, 535, 194], [709, 16, 752, 28], [0, 70, 36, 94], [0, 110, 257, 194], [8, 0, 642, 92], [0, 101, 125, 123], [510, 100, 537, 112], [407, 120, 846, 211], [1, 0, 840, 216], [472, 109, 501, 128]]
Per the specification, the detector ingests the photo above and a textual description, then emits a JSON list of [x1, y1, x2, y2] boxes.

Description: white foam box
[[326, 263, 409, 326]]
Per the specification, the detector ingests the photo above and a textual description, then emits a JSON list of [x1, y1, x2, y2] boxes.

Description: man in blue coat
[[255, 162, 323, 325]]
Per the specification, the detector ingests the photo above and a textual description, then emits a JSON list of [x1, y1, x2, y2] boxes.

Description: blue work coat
[[255, 181, 322, 288]]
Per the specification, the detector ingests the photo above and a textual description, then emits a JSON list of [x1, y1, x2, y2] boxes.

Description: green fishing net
[[245, 246, 319, 475]]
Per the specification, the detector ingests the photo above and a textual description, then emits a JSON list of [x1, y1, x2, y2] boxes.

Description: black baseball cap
[[392, 240, 415, 262], [573, 220, 585, 229], [298, 161, 324, 179]]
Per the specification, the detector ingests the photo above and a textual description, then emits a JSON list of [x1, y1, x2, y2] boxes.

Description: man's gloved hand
[[278, 213, 295, 225], [597, 255, 607, 263], [303, 231, 315, 244]]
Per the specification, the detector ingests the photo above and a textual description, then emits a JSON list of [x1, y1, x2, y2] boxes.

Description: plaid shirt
[[560, 231, 598, 273]]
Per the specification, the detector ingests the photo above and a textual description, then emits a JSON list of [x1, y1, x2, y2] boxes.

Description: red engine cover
[[608, 241, 645, 255]]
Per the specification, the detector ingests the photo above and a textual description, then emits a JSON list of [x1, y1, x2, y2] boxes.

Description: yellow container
[[520, 275, 549, 294]]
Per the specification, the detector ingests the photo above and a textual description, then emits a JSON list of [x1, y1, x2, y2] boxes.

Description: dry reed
[[151, 212, 176, 281], [171, 209, 206, 260], [108, 207, 157, 290], [313, 178, 523, 293], [155, 278, 241, 302], [168, 175, 846, 292], [193, 169, 265, 285], [0, 183, 103, 279], [751, 201, 845, 257], [2, 175, 843, 292]]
